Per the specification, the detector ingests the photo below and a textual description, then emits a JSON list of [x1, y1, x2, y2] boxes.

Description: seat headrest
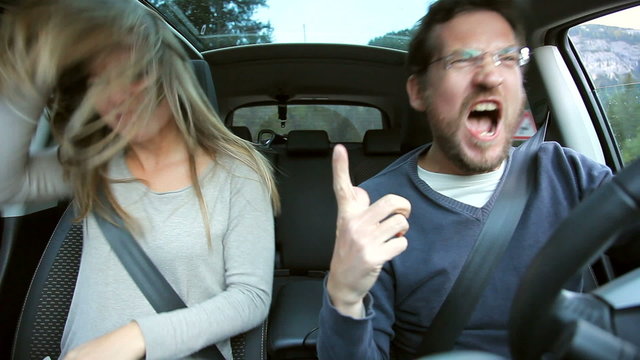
[[287, 130, 331, 155], [230, 126, 252, 142], [363, 129, 402, 155], [190, 59, 220, 113]]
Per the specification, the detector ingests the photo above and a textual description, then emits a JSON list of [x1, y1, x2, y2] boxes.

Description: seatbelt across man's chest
[[415, 122, 547, 356]]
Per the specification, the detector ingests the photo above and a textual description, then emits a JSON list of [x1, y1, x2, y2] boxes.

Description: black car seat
[[268, 130, 336, 359], [230, 125, 253, 142], [275, 130, 336, 274], [352, 128, 403, 185], [11, 204, 80, 359]]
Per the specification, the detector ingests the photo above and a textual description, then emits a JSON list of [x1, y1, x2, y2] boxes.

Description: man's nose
[[471, 58, 504, 89]]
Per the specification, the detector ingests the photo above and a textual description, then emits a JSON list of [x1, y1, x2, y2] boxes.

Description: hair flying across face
[[0, 0, 280, 233]]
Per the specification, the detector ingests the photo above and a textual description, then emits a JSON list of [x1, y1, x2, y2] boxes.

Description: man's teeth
[[481, 130, 495, 137], [472, 102, 498, 111]]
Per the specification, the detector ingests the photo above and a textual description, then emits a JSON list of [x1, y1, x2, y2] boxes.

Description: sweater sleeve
[[317, 153, 420, 360], [136, 162, 275, 360], [318, 262, 398, 360], [317, 282, 389, 360], [0, 96, 72, 204]]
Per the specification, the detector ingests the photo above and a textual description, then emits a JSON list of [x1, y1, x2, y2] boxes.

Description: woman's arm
[[0, 96, 72, 204], [134, 160, 275, 359], [63, 322, 145, 360]]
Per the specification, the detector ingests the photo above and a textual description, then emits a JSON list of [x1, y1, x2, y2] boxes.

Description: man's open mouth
[[467, 101, 501, 140]]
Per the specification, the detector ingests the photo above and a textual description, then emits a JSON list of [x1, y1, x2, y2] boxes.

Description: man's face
[[408, 10, 526, 175]]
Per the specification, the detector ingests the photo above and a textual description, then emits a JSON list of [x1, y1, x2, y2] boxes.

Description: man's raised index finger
[[332, 144, 355, 206]]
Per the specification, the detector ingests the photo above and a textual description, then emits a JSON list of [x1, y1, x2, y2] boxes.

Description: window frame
[[227, 100, 391, 143], [554, 4, 640, 171]]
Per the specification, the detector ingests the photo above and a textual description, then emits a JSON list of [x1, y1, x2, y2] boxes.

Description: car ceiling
[[203, 44, 413, 129]]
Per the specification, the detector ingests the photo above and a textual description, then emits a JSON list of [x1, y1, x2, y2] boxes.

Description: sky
[[587, 5, 640, 30], [254, 0, 434, 45], [254, 1, 640, 46]]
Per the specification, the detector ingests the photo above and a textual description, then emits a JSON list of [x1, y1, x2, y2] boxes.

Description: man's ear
[[406, 74, 427, 112]]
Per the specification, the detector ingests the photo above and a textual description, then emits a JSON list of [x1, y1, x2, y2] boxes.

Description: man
[[317, 0, 612, 358]]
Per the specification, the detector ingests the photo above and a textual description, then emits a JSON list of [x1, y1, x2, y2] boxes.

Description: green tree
[[149, 0, 272, 50], [368, 28, 415, 51], [599, 73, 640, 163]]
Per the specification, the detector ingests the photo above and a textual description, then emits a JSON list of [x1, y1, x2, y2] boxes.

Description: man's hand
[[327, 144, 411, 318], [63, 321, 146, 360]]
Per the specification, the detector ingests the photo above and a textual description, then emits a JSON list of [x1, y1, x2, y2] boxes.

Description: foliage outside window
[[233, 104, 383, 143], [147, 0, 273, 50], [568, 6, 640, 164], [146, 0, 431, 52]]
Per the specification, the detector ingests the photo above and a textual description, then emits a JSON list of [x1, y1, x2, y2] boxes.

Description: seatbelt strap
[[94, 203, 225, 360], [415, 121, 547, 356]]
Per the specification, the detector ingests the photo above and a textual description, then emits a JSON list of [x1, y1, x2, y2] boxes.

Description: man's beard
[[432, 127, 513, 174], [425, 92, 525, 175]]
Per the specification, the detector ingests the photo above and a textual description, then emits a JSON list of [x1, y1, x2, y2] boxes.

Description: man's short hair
[[407, 0, 525, 76]]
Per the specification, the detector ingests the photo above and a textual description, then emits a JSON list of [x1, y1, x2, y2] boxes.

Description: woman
[[0, 0, 279, 359]]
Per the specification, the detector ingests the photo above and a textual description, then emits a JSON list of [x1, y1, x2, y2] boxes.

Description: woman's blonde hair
[[0, 0, 280, 240]]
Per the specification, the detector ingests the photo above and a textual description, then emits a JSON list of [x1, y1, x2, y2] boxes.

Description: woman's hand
[[63, 321, 146, 360]]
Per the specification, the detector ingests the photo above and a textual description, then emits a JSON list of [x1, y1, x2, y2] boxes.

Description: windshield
[[145, 0, 433, 52]]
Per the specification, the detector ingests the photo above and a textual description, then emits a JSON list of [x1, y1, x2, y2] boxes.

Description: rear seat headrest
[[363, 129, 402, 155], [230, 126, 252, 142], [287, 130, 331, 155]]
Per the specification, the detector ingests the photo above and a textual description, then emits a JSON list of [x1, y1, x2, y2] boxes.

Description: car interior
[[0, 0, 639, 359]]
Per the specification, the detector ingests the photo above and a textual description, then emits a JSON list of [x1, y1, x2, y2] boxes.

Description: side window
[[568, 6, 640, 165], [232, 104, 384, 142]]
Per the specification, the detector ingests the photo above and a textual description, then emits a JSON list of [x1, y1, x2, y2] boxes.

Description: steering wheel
[[509, 158, 640, 359]]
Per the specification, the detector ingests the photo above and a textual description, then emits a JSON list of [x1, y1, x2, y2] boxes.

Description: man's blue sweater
[[318, 141, 612, 359]]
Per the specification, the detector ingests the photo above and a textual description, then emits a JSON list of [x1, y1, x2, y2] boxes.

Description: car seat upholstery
[[275, 130, 336, 272], [352, 128, 403, 185], [230, 125, 253, 142], [12, 205, 80, 360], [268, 130, 335, 359], [269, 279, 324, 360]]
